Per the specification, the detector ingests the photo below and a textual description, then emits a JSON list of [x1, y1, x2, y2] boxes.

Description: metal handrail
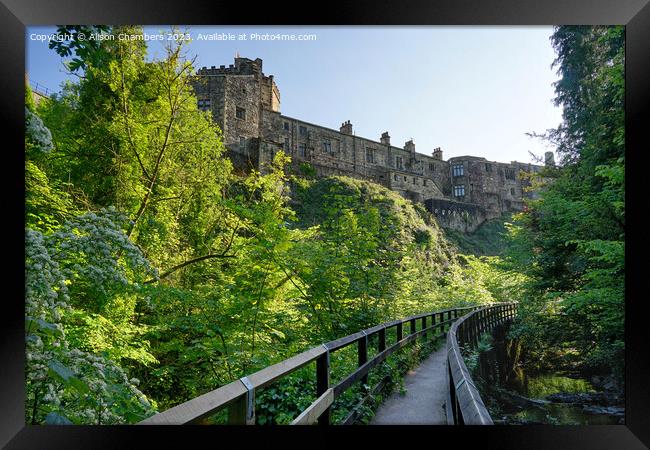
[[29, 80, 52, 97], [445, 302, 518, 425]]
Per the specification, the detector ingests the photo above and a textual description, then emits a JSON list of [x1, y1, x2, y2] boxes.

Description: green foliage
[[506, 26, 625, 380], [444, 214, 513, 256], [25, 160, 76, 233], [289, 176, 462, 337], [464, 333, 493, 373], [48, 25, 113, 72], [297, 162, 317, 178], [255, 369, 316, 425]]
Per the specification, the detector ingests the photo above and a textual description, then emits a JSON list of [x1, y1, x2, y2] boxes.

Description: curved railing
[[138, 305, 483, 425], [446, 302, 518, 425]]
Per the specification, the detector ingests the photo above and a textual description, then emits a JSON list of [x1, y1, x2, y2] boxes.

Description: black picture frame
[[2, 0, 648, 448]]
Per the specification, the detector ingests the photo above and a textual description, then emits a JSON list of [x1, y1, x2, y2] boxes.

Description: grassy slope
[[443, 214, 513, 256], [290, 175, 457, 268]]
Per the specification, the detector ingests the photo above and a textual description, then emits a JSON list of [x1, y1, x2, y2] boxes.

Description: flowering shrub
[[25, 209, 157, 424], [25, 107, 54, 154]]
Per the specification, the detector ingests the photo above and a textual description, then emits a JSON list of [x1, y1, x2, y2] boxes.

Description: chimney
[[404, 139, 415, 154], [545, 151, 555, 167], [432, 147, 443, 160], [380, 132, 391, 145], [340, 120, 353, 135]]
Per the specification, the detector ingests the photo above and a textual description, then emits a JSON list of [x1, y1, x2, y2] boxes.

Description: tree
[[507, 26, 625, 379]]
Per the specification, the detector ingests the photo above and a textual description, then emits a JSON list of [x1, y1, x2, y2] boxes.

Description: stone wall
[[424, 198, 487, 233], [194, 58, 279, 165], [447, 156, 540, 220], [259, 110, 446, 201]]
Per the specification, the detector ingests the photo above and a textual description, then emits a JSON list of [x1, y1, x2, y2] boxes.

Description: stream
[[471, 324, 624, 425]]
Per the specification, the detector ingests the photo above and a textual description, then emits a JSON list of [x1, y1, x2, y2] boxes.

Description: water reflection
[[472, 325, 623, 425]]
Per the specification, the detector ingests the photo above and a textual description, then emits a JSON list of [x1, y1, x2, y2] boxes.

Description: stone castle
[[192, 57, 552, 232]]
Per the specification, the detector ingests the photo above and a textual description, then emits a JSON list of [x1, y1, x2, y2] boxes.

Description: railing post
[[228, 377, 255, 425], [438, 312, 444, 334], [378, 327, 386, 352], [448, 362, 458, 424], [421, 316, 427, 338], [410, 318, 417, 335], [317, 347, 331, 425], [397, 321, 403, 341], [228, 395, 249, 424], [358, 333, 368, 388]]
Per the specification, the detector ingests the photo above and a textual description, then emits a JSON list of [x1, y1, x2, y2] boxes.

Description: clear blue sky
[[26, 26, 562, 164]]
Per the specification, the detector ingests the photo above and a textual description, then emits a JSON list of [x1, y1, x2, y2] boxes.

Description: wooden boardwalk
[[370, 346, 448, 425], [139, 304, 516, 426]]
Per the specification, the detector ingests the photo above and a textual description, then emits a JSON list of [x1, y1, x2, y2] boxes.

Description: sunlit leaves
[[507, 26, 624, 378]]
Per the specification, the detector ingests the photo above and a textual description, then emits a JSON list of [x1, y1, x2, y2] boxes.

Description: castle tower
[[192, 57, 280, 170], [380, 132, 391, 145], [544, 151, 555, 167], [432, 147, 443, 160]]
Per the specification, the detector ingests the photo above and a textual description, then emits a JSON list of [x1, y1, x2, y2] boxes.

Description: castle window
[[510, 187, 515, 196], [322, 140, 332, 154], [424, 179, 427, 186], [284, 137, 290, 151], [413, 177, 417, 184], [396, 156, 403, 170], [505, 168, 516, 180], [485, 163, 492, 172], [299, 125, 307, 136], [452, 164, 464, 177], [429, 163, 435, 172], [394, 174, 398, 181], [365, 148, 375, 164], [239, 136, 246, 150], [236, 107, 246, 120], [198, 98, 211, 111], [284, 121, 290, 131], [242, 87, 246, 94], [298, 143, 306, 157], [453, 185, 465, 197], [403, 176, 407, 182]]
